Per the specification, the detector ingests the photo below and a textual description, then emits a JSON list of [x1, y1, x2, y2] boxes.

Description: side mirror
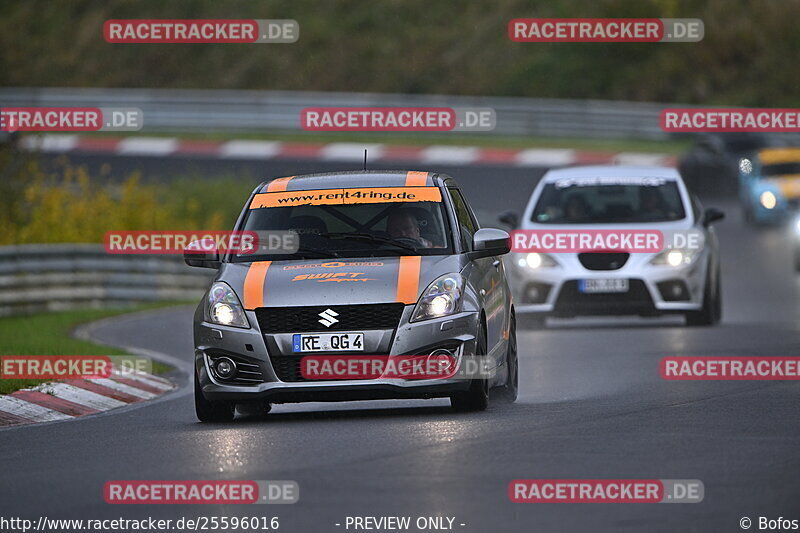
[[497, 210, 519, 228], [472, 228, 510, 258], [702, 207, 725, 227], [184, 239, 221, 269]]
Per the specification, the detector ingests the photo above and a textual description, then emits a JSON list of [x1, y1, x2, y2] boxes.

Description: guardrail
[[0, 244, 213, 316], [1, 87, 678, 140]]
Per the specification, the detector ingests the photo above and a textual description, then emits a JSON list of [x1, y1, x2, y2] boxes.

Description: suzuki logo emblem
[[318, 308, 339, 327]]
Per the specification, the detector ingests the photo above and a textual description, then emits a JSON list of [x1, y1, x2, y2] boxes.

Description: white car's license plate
[[292, 333, 364, 352], [579, 279, 629, 294]]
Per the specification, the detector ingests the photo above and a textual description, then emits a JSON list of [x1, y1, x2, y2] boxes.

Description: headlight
[[206, 282, 249, 328], [518, 252, 558, 269], [650, 249, 699, 267], [411, 273, 464, 322], [760, 191, 777, 209]]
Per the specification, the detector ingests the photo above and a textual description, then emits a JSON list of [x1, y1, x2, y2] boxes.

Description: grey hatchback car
[[186, 171, 517, 421]]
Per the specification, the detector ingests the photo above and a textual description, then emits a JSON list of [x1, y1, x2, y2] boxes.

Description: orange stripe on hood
[[405, 171, 429, 186], [243, 261, 272, 309], [267, 176, 294, 192], [396, 256, 422, 304]]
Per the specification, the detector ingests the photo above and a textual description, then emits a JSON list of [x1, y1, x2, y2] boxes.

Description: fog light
[[656, 280, 690, 302], [427, 349, 457, 376], [522, 282, 551, 304], [215, 357, 237, 379]]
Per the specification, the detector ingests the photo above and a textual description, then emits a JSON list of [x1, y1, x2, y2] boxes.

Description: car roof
[[757, 147, 800, 164], [257, 171, 453, 192], [540, 165, 681, 183]]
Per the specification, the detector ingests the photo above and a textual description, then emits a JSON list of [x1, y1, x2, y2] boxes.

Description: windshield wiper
[[317, 232, 418, 253], [292, 245, 341, 258]]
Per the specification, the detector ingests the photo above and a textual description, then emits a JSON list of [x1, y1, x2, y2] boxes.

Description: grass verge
[[0, 302, 189, 395]]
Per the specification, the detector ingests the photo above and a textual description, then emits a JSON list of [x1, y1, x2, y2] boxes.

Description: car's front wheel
[[194, 371, 235, 422], [685, 263, 721, 327], [793, 245, 800, 272], [450, 326, 489, 412], [498, 313, 518, 403]]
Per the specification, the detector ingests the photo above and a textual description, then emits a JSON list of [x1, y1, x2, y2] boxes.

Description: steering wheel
[[392, 236, 422, 247]]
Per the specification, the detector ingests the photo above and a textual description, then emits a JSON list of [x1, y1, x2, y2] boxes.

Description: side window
[[448, 188, 477, 251]]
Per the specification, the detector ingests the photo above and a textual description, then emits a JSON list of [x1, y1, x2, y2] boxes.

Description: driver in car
[[386, 208, 434, 248]]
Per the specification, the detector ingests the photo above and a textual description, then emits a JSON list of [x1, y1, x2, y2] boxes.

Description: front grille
[[206, 352, 266, 386], [554, 279, 655, 316], [255, 303, 405, 333], [578, 252, 629, 271], [270, 352, 391, 382]]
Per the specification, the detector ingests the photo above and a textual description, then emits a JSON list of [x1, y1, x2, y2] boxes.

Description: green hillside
[[1, 0, 795, 105]]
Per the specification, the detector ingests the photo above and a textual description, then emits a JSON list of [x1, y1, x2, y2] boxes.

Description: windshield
[[531, 179, 686, 224], [232, 188, 453, 261], [762, 162, 800, 177]]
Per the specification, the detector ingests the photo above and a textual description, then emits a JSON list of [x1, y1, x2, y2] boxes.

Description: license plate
[[292, 333, 364, 352], [579, 279, 629, 294]]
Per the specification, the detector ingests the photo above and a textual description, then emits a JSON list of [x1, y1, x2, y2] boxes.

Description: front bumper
[[507, 251, 708, 316], [194, 305, 479, 403]]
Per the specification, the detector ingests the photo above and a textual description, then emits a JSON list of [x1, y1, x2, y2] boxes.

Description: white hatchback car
[[503, 166, 724, 327]]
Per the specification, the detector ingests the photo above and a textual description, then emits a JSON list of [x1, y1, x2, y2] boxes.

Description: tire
[[450, 325, 490, 412], [685, 263, 721, 327], [237, 401, 272, 418], [744, 205, 755, 225], [194, 370, 235, 422], [498, 314, 518, 403]]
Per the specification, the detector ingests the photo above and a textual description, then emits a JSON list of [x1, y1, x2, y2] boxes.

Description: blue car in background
[[739, 147, 800, 226]]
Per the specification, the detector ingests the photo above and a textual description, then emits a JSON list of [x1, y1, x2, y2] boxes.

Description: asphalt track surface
[[2, 154, 800, 533]]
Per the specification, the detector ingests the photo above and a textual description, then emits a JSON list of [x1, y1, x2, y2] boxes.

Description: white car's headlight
[[517, 252, 558, 269], [411, 273, 464, 322], [206, 282, 249, 328], [650, 249, 700, 267]]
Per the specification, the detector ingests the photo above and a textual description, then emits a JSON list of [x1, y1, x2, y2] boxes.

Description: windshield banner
[[250, 187, 442, 208]]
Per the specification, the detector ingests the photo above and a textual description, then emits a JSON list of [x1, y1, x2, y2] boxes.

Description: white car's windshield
[[762, 162, 800, 177], [532, 181, 686, 224]]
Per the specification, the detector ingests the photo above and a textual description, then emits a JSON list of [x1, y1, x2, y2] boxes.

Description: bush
[[0, 152, 254, 245]]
